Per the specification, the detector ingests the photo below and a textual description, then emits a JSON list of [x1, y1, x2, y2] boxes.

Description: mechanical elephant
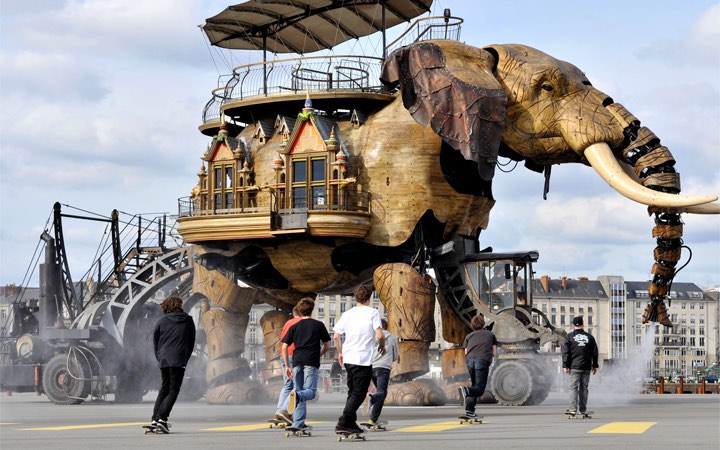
[[380, 40, 719, 327]]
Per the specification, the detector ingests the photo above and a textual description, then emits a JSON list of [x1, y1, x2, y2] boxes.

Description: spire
[[303, 91, 314, 112], [324, 127, 338, 152]]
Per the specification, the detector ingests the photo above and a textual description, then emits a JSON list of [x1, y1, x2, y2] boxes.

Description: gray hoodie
[[371, 330, 398, 369]]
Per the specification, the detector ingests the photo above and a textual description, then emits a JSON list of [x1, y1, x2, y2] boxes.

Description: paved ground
[[1, 391, 718, 449]]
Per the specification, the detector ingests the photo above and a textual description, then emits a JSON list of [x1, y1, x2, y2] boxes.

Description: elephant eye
[[541, 84, 554, 92]]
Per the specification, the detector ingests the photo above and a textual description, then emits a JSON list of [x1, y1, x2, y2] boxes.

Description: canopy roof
[[203, 0, 434, 54]]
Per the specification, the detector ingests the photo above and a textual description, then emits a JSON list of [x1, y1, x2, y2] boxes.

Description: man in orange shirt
[[273, 306, 300, 423]]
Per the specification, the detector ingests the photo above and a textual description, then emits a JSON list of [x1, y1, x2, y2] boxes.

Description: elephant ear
[[380, 41, 506, 181]]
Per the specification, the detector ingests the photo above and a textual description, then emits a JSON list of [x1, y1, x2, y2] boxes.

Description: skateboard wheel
[[338, 436, 342, 442], [285, 432, 290, 437]]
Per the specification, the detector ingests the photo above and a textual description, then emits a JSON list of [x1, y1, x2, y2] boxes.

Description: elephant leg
[[259, 310, 292, 400], [193, 262, 265, 404], [373, 263, 446, 406], [435, 288, 473, 402]]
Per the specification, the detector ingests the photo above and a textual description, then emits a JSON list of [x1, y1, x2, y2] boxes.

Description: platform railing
[[384, 14, 463, 56], [201, 15, 463, 125]]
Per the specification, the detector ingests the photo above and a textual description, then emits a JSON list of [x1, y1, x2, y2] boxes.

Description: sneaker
[[336, 423, 364, 434], [458, 386, 468, 405], [156, 420, 169, 434], [464, 411, 478, 418], [361, 393, 372, 416], [565, 409, 577, 415], [288, 390, 297, 414]]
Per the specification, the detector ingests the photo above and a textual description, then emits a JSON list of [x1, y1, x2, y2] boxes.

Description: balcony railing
[[178, 188, 370, 219]]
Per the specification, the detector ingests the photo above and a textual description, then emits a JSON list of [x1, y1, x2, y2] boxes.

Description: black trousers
[[338, 363, 372, 427], [152, 367, 185, 422]]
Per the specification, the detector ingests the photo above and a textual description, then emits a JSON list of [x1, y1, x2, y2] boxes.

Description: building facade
[[534, 275, 718, 380]]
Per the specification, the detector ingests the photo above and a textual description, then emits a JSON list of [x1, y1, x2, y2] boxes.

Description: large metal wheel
[[525, 360, 552, 405], [42, 354, 91, 405], [490, 360, 533, 406]]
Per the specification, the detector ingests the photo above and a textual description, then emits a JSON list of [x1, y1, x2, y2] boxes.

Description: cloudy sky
[[1, 0, 718, 290]]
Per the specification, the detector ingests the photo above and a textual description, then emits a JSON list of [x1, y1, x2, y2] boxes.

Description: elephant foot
[[384, 379, 446, 406], [444, 381, 496, 405], [205, 381, 267, 404]]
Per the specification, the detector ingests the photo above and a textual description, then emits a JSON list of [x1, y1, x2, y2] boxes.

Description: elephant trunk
[[615, 124, 682, 327]]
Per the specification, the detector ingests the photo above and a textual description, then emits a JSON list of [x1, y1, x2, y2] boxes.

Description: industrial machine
[[0, 203, 203, 404]]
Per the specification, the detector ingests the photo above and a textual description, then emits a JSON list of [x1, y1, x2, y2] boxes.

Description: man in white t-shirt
[[333, 285, 385, 434]]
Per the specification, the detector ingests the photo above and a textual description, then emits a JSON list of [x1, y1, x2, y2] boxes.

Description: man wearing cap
[[561, 316, 599, 416]]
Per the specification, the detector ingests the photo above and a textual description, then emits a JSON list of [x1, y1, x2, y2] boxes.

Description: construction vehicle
[[433, 237, 566, 405]]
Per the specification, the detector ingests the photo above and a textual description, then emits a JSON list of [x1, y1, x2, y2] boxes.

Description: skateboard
[[268, 417, 292, 429], [458, 415, 483, 424], [142, 423, 171, 434], [360, 420, 388, 431], [336, 430, 366, 442], [285, 425, 313, 437], [565, 411, 594, 419]]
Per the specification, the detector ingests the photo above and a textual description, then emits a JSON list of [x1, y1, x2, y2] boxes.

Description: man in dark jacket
[[561, 316, 598, 416], [151, 296, 196, 433]]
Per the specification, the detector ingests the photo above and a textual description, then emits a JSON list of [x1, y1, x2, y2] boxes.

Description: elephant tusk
[[650, 203, 720, 214], [584, 143, 718, 207]]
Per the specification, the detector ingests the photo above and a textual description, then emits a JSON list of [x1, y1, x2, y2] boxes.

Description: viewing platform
[[199, 13, 463, 136]]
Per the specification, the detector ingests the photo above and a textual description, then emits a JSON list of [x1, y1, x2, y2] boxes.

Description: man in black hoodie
[[561, 316, 599, 416], [151, 296, 196, 433]]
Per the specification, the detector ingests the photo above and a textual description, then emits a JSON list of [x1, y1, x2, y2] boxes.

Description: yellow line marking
[[20, 422, 147, 431], [204, 421, 324, 432], [393, 421, 479, 432], [0, 423, 20, 425], [589, 422, 657, 434]]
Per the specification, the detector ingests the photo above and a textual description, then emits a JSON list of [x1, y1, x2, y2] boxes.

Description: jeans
[[338, 363, 372, 428], [291, 365, 318, 428], [275, 356, 293, 415], [152, 367, 185, 422], [569, 369, 591, 413], [464, 358, 490, 413], [369, 367, 390, 422]]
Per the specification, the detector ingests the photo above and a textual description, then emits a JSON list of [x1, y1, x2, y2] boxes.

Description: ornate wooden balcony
[[177, 189, 371, 242]]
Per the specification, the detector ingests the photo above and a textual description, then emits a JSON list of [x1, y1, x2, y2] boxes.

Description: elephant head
[[381, 40, 719, 326]]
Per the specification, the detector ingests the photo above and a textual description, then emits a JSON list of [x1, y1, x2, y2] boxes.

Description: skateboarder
[[458, 314, 496, 419], [282, 298, 331, 432], [562, 316, 599, 416], [273, 306, 301, 424], [333, 284, 385, 435], [150, 296, 196, 433], [363, 319, 398, 426]]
